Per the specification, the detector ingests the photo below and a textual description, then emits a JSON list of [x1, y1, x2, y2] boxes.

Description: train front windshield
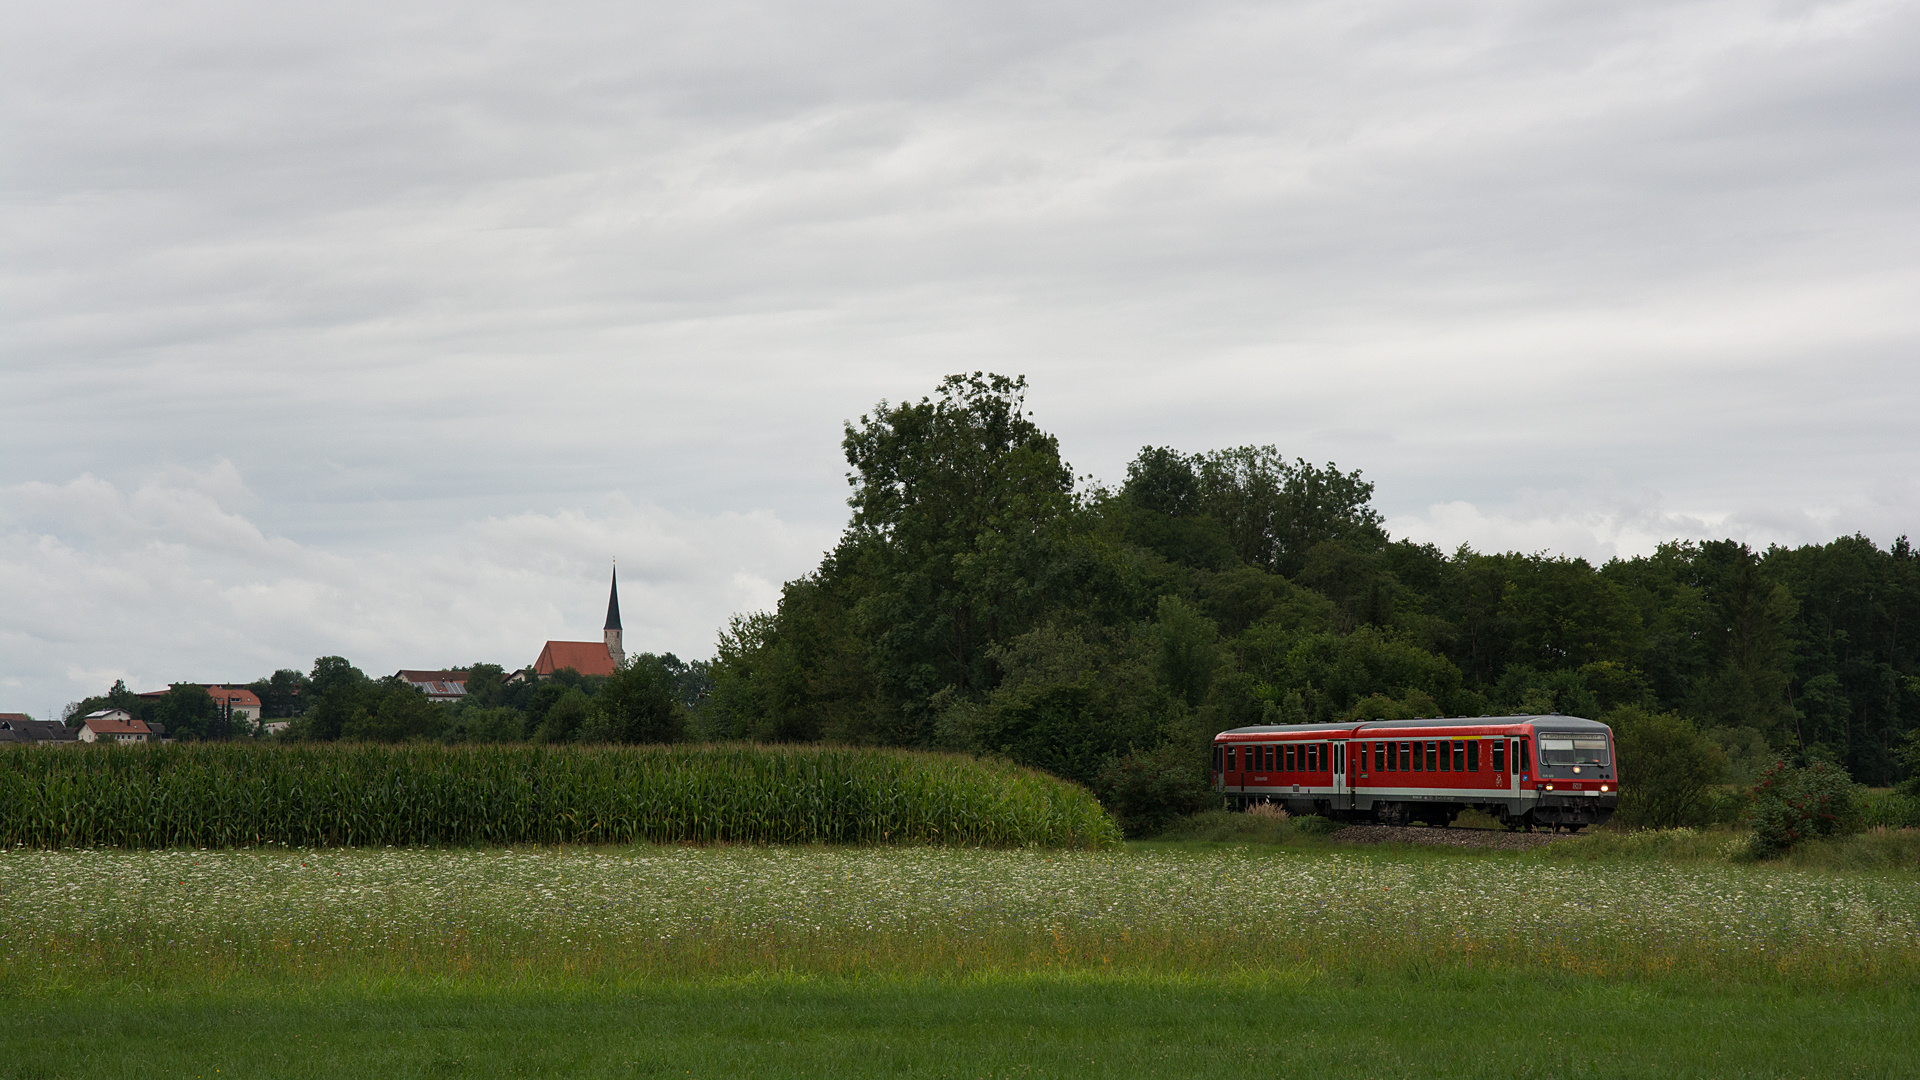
[[1538, 734, 1610, 766]]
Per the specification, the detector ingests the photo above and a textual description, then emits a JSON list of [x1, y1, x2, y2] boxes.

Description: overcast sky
[[4, 0, 1916, 718]]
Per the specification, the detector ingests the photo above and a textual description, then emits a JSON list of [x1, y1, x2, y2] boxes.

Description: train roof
[[1216, 714, 1607, 737]]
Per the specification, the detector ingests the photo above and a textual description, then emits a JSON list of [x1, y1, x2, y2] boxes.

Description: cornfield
[[0, 743, 1120, 849]]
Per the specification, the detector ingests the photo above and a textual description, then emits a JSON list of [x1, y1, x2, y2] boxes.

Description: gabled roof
[[395, 670, 468, 698], [137, 685, 262, 708], [534, 641, 617, 678], [83, 713, 152, 736], [206, 686, 262, 709], [0, 718, 76, 743]]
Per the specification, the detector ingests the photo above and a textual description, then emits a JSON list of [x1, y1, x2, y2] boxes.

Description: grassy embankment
[[4, 839, 1917, 1077]]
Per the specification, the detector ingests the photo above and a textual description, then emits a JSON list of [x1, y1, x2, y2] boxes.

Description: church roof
[[605, 566, 622, 630], [534, 641, 617, 678]]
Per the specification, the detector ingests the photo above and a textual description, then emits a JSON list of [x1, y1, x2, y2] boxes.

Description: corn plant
[[0, 743, 1121, 850]]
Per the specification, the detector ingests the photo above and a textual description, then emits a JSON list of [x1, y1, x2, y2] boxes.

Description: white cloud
[[1388, 482, 1919, 565], [0, 466, 831, 714]]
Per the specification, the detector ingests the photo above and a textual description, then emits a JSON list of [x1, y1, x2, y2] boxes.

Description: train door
[[1331, 740, 1347, 806]]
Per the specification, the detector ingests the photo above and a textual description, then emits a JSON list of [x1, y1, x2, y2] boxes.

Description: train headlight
[[1544, 784, 1554, 791], [1600, 784, 1610, 792]]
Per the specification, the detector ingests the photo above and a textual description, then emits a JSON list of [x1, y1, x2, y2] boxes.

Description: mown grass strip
[[0, 743, 1119, 850], [6, 978, 1916, 1080]]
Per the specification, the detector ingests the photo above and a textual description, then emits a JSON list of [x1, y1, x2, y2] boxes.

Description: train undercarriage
[[1223, 792, 1615, 832]]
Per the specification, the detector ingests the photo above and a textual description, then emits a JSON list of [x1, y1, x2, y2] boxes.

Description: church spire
[[604, 561, 625, 667]]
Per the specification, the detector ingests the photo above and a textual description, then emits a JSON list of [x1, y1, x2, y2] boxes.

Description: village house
[[77, 709, 153, 744], [0, 715, 77, 745], [395, 670, 468, 703], [137, 685, 262, 724], [206, 686, 262, 723]]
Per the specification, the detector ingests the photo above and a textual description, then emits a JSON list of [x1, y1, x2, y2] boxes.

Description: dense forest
[[68, 374, 1920, 829]]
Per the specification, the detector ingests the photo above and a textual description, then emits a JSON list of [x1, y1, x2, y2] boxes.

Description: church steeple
[[604, 561, 625, 668]]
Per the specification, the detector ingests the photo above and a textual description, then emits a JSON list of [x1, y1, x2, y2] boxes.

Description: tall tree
[[835, 372, 1077, 740], [1192, 446, 1385, 577]]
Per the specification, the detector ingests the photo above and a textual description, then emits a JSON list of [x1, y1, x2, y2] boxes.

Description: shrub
[[1745, 760, 1862, 858], [1092, 739, 1213, 838], [1605, 706, 1726, 829], [1288, 813, 1341, 835]]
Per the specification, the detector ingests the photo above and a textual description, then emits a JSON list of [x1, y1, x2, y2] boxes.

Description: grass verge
[[4, 976, 1915, 1079]]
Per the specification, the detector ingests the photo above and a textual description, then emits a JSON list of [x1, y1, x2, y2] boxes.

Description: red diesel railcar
[[1212, 714, 1617, 831]]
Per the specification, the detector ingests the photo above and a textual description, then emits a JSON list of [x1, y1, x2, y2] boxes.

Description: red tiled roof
[[206, 686, 261, 709], [83, 713, 152, 736], [136, 685, 260, 708], [0, 713, 30, 724], [534, 641, 616, 678]]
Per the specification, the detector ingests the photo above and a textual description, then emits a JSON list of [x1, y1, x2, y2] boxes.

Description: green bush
[[1093, 739, 1213, 837], [1288, 813, 1341, 835], [1604, 706, 1726, 829], [1745, 760, 1862, 858], [0, 743, 1119, 850]]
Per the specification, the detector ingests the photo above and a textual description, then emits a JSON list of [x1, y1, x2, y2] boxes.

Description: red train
[[1212, 714, 1618, 831]]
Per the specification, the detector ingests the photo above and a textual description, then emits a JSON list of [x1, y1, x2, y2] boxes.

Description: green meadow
[[4, 838, 1917, 1078]]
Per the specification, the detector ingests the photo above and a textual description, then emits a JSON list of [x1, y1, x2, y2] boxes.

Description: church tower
[[604, 562, 625, 668]]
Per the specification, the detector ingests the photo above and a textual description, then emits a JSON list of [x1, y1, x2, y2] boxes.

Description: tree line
[[65, 657, 708, 747], [62, 373, 1920, 832]]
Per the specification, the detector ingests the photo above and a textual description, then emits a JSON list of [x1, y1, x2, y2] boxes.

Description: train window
[[1438, 741, 1450, 772], [1519, 739, 1531, 774], [1540, 735, 1612, 766], [1467, 740, 1479, 772], [1452, 742, 1466, 772], [1490, 741, 1504, 772], [1305, 744, 1317, 771], [1374, 742, 1385, 772], [1426, 742, 1439, 771], [1213, 745, 1223, 771]]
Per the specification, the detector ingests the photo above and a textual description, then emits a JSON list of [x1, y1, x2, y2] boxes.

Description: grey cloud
[[2, 0, 1916, 711]]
